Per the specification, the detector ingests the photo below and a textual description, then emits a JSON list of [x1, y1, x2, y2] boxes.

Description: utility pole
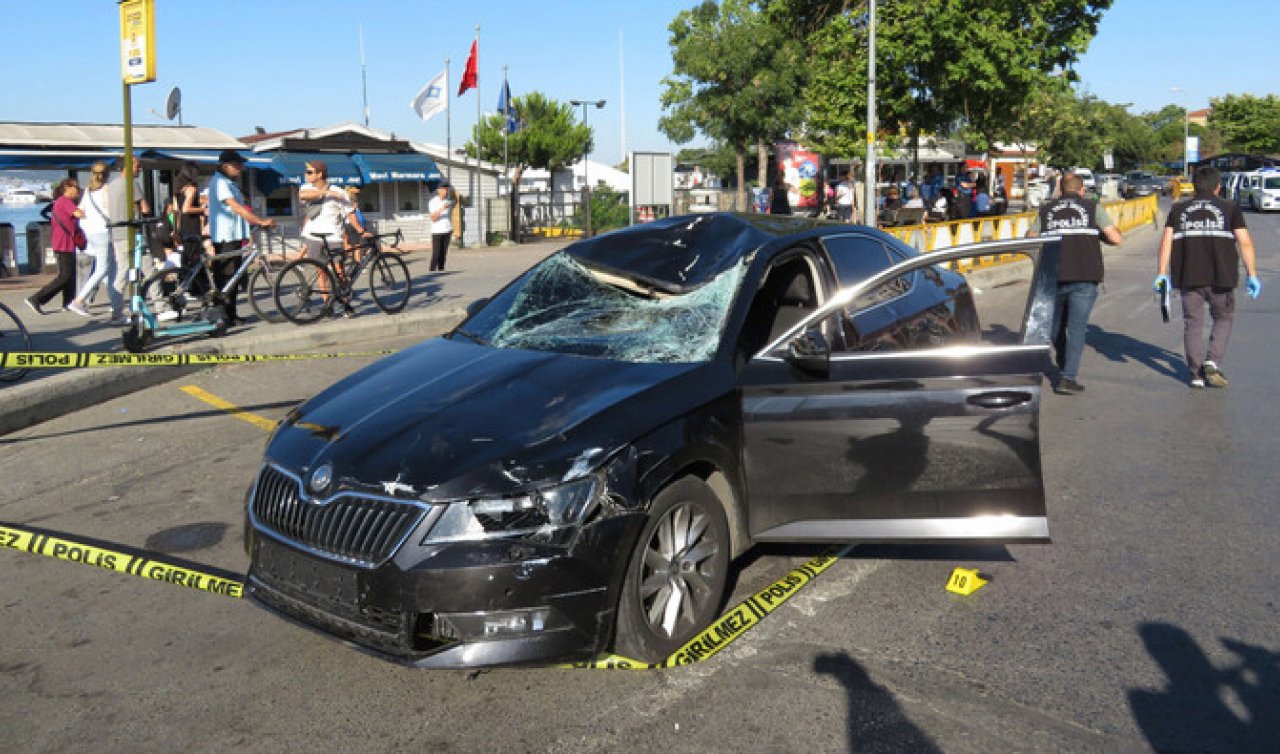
[[863, 0, 878, 226]]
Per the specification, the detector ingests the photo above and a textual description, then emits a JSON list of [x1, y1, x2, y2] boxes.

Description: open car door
[[740, 238, 1059, 544]]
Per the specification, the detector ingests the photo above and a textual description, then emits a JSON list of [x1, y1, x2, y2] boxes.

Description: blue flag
[[497, 80, 519, 133]]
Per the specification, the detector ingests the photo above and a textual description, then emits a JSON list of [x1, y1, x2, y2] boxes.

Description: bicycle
[[139, 227, 293, 328], [273, 229, 411, 325], [0, 300, 33, 382]]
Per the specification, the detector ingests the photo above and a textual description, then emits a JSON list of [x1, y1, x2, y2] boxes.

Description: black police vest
[[1038, 196, 1104, 283]]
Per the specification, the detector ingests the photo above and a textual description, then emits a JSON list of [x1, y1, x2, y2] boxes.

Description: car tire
[[614, 477, 730, 663]]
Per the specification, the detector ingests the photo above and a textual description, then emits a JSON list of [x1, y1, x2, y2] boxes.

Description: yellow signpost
[[119, 0, 156, 85], [118, 0, 156, 311]]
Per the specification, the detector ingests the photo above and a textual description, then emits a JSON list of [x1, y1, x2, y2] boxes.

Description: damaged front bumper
[[244, 514, 640, 668]]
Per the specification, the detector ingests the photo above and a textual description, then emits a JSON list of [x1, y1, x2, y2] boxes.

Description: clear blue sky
[[3, 1, 1276, 163]]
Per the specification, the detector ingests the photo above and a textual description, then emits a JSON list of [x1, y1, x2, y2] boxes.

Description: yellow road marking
[[180, 385, 279, 432]]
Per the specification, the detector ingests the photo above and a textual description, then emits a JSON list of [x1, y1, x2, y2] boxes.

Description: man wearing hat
[[208, 149, 274, 325]]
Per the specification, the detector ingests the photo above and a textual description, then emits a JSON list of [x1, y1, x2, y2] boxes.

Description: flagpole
[[502, 65, 509, 198], [359, 25, 369, 126], [445, 57, 452, 187], [475, 24, 484, 247]]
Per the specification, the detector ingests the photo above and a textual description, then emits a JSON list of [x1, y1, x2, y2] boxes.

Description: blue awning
[[266, 152, 364, 186], [352, 152, 441, 183], [141, 148, 274, 168]]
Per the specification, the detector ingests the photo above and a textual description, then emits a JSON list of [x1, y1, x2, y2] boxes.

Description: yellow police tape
[[563, 545, 852, 669], [1, 522, 244, 600], [3, 518, 847, 669], [0, 350, 394, 369]]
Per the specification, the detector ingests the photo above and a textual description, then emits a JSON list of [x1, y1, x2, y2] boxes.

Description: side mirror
[[785, 329, 831, 376]]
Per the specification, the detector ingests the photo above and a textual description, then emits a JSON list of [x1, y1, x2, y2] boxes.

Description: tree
[[469, 91, 592, 237], [660, 0, 806, 209], [765, 0, 1113, 155], [1209, 94, 1280, 155]]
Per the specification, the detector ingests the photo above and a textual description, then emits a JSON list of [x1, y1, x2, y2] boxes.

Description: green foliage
[[763, 0, 1113, 155], [468, 91, 591, 172], [659, 0, 807, 200], [588, 186, 631, 233], [1209, 94, 1280, 155]]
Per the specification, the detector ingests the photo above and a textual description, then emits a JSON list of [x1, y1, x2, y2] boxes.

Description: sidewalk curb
[[0, 305, 468, 437]]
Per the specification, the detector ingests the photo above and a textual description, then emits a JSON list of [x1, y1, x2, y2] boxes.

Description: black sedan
[[243, 213, 1059, 667]]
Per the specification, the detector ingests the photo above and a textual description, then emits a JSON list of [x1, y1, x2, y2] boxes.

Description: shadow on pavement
[[814, 651, 942, 753], [1086, 323, 1186, 383], [1129, 621, 1280, 751], [0, 399, 300, 445]]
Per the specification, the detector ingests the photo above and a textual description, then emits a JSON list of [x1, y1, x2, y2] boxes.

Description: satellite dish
[[164, 87, 183, 125]]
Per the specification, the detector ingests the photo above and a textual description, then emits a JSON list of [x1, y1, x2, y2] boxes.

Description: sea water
[[0, 203, 50, 267]]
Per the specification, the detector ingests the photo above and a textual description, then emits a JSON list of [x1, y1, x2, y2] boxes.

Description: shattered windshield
[[458, 253, 745, 363]]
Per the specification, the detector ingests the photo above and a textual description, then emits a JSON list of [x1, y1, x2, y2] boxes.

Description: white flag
[[410, 70, 448, 122]]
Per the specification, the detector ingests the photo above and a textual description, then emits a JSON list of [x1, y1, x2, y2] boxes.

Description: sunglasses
[[304, 169, 316, 175]]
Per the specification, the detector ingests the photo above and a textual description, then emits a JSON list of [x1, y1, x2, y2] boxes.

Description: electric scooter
[[113, 217, 229, 353]]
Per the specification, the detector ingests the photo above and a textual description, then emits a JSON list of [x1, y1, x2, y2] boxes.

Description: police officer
[[1154, 166, 1261, 389], [1029, 172, 1122, 394]]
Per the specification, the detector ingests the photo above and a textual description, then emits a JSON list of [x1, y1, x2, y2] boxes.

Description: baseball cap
[[218, 149, 247, 165]]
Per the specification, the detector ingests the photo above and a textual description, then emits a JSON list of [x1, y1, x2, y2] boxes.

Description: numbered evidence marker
[[946, 567, 989, 596]]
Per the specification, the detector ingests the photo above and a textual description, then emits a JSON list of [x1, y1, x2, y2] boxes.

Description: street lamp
[[1170, 86, 1190, 179], [570, 99, 606, 236]]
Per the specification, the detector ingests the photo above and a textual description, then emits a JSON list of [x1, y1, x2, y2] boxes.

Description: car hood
[[266, 338, 728, 500]]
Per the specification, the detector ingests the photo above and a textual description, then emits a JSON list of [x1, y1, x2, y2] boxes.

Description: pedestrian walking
[[428, 183, 454, 271], [27, 178, 86, 316], [1028, 172, 1122, 394], [208, 149, 274, 325], [1154, 166, 1262, 389], [835, 171, 857, 222], [67, 162, 126, 323]]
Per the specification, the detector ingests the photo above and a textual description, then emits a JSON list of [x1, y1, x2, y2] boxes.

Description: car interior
[[737, 254, 823, 361]]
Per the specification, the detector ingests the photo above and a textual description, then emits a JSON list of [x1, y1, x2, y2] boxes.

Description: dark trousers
[[430, 233, 451, 271], [211, 240, 246, 320], [1181, 286, 1234, 375], [32, 252, 78, 309]]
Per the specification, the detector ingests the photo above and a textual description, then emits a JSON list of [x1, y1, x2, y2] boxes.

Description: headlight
[[422, 474, 602, 544]]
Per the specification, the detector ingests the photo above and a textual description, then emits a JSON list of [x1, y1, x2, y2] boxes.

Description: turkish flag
[[457, 40, 478, 96]]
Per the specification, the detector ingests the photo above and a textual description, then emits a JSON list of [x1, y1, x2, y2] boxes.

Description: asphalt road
[[2, 208, 1278, 752]]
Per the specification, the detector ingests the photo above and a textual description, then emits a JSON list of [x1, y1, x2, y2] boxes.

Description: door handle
[[967, 391, 1033, 409]]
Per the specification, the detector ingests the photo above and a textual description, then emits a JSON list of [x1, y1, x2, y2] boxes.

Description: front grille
[[251, 464, 427, 565]]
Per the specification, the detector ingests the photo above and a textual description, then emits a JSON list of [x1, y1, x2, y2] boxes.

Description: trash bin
[[25, 221, 52, 275], [0, 223, 16, 277]]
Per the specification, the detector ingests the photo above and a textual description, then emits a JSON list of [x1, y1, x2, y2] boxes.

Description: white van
[[1070, 168, 1097, 191], [1238, 168, 1280, 212]]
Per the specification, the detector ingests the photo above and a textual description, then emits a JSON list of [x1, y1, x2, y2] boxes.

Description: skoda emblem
[[308, 464, 333, 495]]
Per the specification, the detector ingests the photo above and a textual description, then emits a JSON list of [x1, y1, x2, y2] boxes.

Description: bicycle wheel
[[274, 258, 333, 325], [247, 266, 285, 324], [367, 253, 412, 314], [0, 301, 33, 382], [139, 267, 190, 321]]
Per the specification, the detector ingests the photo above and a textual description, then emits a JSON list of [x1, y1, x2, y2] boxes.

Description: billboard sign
[[776, 141, 821, 211]]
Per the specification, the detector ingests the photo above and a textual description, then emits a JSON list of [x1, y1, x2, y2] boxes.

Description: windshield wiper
[[452, 328, 488, 345]]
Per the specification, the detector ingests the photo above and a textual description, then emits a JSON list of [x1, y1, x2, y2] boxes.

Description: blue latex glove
[[1246, 275, 1262, 300], [1153, 274, 1171, 293]]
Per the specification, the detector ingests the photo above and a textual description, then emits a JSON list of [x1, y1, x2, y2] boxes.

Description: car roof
[[563, 212, 849, 294]]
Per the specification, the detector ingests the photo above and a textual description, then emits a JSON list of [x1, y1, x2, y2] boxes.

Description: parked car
[[1121, 171, 1165, 198], [1070, 168, 1097, 191], [243, 213, 1058, 667]]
